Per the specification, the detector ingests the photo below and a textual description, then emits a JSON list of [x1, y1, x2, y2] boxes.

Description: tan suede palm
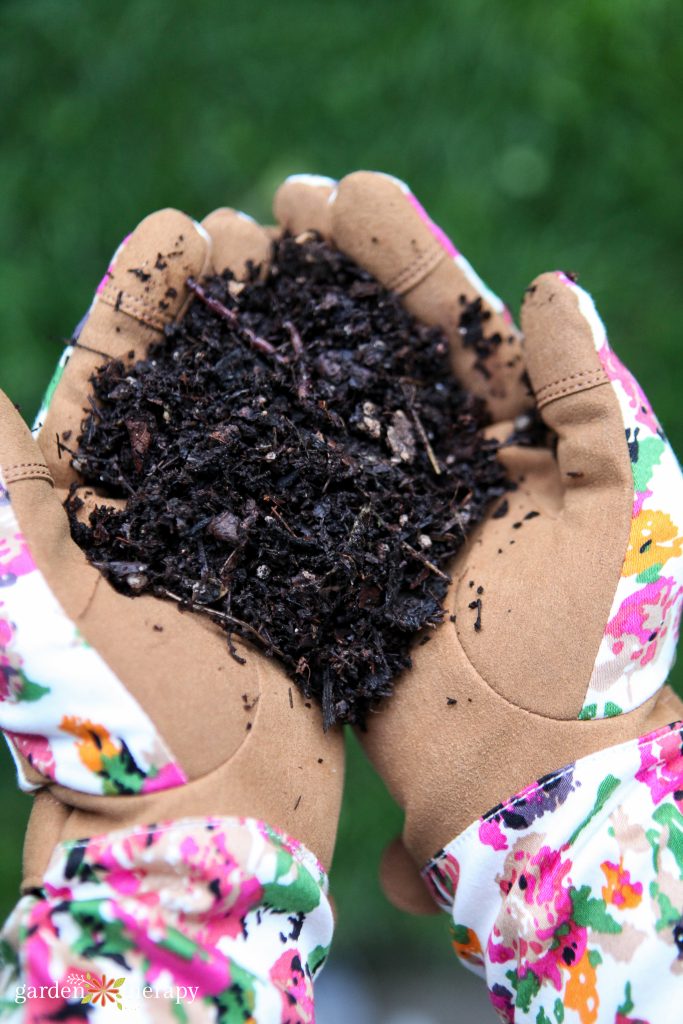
[[1, 207, 344, 890]]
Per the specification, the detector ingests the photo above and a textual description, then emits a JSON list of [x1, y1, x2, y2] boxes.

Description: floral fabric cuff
[[423, 720, 683, 1023], [0, 815, 333, 1022]]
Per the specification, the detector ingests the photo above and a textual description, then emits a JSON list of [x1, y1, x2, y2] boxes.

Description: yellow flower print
[[60, 716, 120, 773], [600, 858, 643, 910], [623, 509, 683, 577], [564, 950, 599, 1024]]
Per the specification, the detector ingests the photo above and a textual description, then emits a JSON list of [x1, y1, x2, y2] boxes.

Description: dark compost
[[66, 234, 513, 727]]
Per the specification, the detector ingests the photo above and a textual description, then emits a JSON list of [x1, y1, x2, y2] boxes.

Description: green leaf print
[[0, 939, 19, 977], [158, 927, 204, 961], [553, 997, 565, 1022], [636, 564, 663, 584], [451, 924, 471, 945], [171, 1001, 189, 1024], [579, 703, 622, 721], [507, 968, 541, 1013], [568, 774, 621, 846], [632, 436, 665, 493], [100, 745, 146, 795], [70, 904, 137, 959], [645, 827, 660, 873], [309, 943, 329, 975], [536, 1009, 553, 1024], [603, 702, 623, 718], [35, 347, 71, 426], [16, 673, 50, 702], [617, 981, 635, 1015], [652, 803, 683, 874], [570, 885, 622, 933], [215, 960, 257, 1022], [262, 864, 321, 914], [650, 881, 681, 931]]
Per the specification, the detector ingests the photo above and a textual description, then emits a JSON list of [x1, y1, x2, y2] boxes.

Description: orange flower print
[[564, 949, 599, 1024], [451, 924, 484, 967], [601, 858, 643, 910], [60, 716, 120, 773], [81, 972, 125, 1010], [623, 510, 683, 577]]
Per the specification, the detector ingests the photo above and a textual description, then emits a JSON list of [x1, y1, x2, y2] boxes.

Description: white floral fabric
[[423, 720, 683, 1023], [0, 472, 186, 795], [557, 276, 683, 720], [0, 816, 332, 1022]]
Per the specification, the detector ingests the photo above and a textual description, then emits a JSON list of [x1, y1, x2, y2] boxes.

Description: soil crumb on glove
[[66, 235, 512, 727]]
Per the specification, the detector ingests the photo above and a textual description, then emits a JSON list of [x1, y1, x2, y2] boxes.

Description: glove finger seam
[[3, 462, 54, 486], [98, 284, 170, 332], [386, 242, 446, 296], [535, 369, 610, 408]]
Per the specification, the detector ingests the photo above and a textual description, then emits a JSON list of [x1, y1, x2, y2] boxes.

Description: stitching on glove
[[387, 242, 446, 296], [535, 368, 609, 408], [98, 282, 171, 331], [3, 462, 54, 486], [535, 368, 609, 394]]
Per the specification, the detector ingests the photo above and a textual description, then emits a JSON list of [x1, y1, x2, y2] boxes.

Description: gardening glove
[[276, 172, 683, 1022], [0, 206, 343, 1021]]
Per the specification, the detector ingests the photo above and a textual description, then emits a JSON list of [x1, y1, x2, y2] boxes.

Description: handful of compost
[[66, 232, 519, 727]]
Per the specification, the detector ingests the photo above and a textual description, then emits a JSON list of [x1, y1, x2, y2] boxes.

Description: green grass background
[[0, 0, 682, 971]]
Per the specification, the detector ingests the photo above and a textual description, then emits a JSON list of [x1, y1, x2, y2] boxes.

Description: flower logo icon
[[81, 972, 125, 1010]]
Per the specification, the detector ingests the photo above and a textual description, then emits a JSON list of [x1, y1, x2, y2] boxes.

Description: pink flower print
[[0, 532, 35, 582], [495, 840, 584, 989], [636, 725, 683, 809], [488, 983, 515, 1023], [406, 190, 460, 259], [112, 903, 231, 998], [424, 850, 460, 908], [7, 730, 56, 780], [192, 868, 265, 946], [479, 817, 508, 851], [603, 578, 683, 686], [607, 578, 680, 649], [140, 761, 186, 793], [0, 660, 22, 702], [0, 665, 10, 701], [0, 614, 14, 647], [597, 341, 661, 437], [270, 950, 315, 1023]]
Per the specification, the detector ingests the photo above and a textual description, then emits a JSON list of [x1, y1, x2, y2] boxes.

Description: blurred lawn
[[0, 0, 682, 970]]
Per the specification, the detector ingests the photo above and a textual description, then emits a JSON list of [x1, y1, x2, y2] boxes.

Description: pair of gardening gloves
[[1, 171, 682, 920]]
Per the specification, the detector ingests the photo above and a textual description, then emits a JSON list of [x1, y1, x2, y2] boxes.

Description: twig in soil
[[468, 597, 483, 631], [401, 542, 452, 582], [402, 387, 442, 475], [159, 586, 288, 663], [72, 340, 114, 359], [187, 277, 283, 361]]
